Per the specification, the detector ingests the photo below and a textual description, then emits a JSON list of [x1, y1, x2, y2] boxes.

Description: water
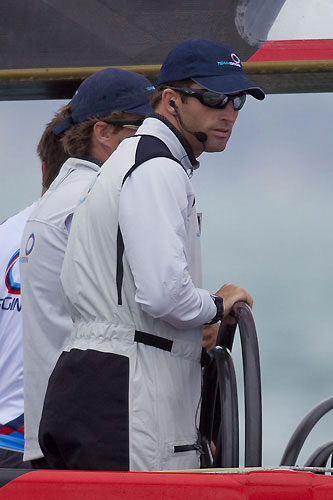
[[192, 92, 333, 466]]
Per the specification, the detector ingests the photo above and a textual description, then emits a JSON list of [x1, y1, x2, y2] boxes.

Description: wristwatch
[[207, 294, 224, 324]]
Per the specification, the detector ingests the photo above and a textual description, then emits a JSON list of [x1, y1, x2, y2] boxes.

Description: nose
[[220, 100, 238, 123]]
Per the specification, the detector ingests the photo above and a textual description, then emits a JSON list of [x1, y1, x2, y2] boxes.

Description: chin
[[206, 143, 227, 153]]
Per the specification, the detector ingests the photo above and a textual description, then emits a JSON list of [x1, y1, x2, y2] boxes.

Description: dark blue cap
[[54, 68, 155, 135], [158, 39, 265, 100]]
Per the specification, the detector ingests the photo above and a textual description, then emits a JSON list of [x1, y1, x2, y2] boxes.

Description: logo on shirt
[[5, 249, 20, 295], [1, 250, 22, 311], [25, 233, 35, 256]]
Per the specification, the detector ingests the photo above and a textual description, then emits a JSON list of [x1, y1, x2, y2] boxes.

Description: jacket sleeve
[[119, 157, 216, 329]]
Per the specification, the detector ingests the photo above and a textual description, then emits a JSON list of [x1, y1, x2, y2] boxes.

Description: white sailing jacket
[[19, 158, 100, 461], [40, 116, 216, 471]]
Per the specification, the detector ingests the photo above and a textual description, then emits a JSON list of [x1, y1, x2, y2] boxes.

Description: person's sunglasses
[[167, 87, 247, 111], [103, 118, 144, 130]]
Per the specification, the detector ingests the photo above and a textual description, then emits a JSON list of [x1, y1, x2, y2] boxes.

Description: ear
[[161, 88, 179, 114], [93, 121, 115, 145]]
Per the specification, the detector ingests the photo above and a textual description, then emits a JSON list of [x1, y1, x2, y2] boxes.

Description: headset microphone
[[192, 131, 208, 143], [169, 101, 207, 143]]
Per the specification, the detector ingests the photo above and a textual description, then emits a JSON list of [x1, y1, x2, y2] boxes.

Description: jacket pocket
[[160, 439, 201, 471]]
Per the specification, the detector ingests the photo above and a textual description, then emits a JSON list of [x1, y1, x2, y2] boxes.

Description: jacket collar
[[49, 157, 101, 191], [137, 114, 200, 176]]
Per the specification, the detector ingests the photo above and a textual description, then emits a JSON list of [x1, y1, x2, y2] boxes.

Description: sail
[[0, 0, 332, 99]]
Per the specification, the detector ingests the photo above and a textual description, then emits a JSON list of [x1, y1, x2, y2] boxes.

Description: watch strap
[[207, 294, 224, 324]]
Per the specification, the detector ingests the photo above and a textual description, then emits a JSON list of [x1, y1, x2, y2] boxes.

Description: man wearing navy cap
[[19, 68, 154, 467], [154, 38, 264, 156], [39, 40, 264, 471]]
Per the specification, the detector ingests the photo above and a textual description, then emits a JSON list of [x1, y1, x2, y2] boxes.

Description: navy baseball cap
[[158, 39, 265, 100], [54, 68, 155, 134]]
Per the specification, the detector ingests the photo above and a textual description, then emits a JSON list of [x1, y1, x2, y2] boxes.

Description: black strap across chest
[[121, 134, 184, 186], [116, 135, 184, 305]]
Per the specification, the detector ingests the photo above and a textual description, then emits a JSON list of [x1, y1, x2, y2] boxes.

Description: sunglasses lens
[[202, 91, 228, 108], [233, 93, 246, 110], [200, 91, 246, 110]]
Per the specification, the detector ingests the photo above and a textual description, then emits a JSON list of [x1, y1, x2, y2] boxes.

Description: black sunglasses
[[103, 118, 144, 129], [167, 87, 247, 111]]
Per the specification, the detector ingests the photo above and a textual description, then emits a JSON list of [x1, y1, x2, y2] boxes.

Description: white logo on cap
[[231, 53, 241, 65], [217, 52, 241, 68]]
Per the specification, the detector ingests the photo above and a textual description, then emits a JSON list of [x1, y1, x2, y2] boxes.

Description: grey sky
[[1, 92, 333, 467]]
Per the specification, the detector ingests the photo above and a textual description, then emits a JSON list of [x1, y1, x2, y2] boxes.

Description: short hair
[[150, 79, 194, 109], [60, 110, 131, 158], [37, 103, 71, 190]]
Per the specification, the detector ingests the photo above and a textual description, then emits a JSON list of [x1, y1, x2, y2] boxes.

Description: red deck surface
[[1, 469, 333, 500]]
